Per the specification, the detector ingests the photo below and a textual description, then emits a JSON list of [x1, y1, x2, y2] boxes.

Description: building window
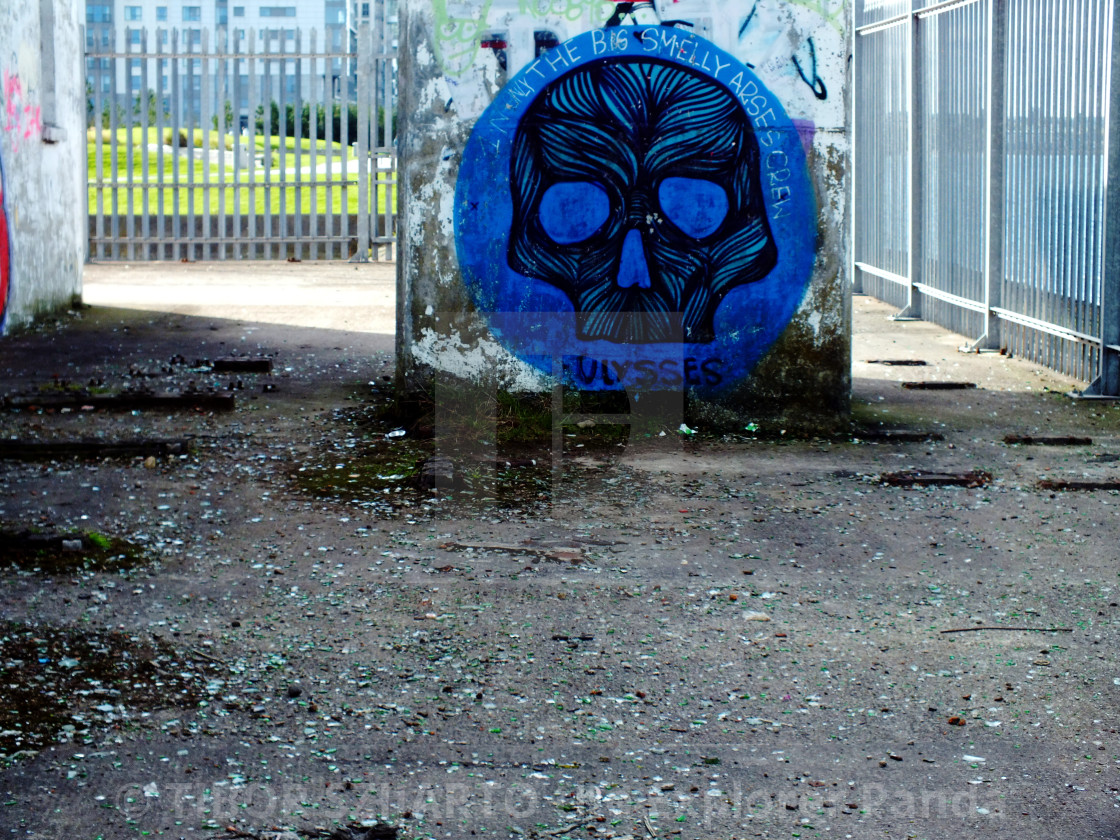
[[86, 4, 112, 23], [125, 6, 142, 21], [233, 6, 245, 16], [183, 6, 202, 21], [260, 6, 297, 16], [156, 6, 168, 20], [128, 29, 143, 45]]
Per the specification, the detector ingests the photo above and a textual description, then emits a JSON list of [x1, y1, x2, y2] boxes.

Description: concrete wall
[[397, 0, 850, 429], [0, 0, 85, 334]]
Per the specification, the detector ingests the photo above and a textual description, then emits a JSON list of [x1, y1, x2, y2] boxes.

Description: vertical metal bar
[[93, 27, 106, 260], [386, 0, 398, 262], [340, 42, 351, 259], [357, 19, 371, 262], [245, 29, 257, 258], [278, 28, 289, 260], [216, 24, 228, 260], [155, 29, 167, 259], [1072, 0, 1089, 349], [201, 27, 213, 261], [125, 27, 136, 262], [235, 28, 248, 259], [900, 3, 923, 320], [186, 28, 197, 261], [851, 16, 862, 294], [976, 0, 1007, 350], [1086, 0, 1120, 394], [309, 28, 320, 261], [324, 38, 334, 260], [263, 29, 274, 260], [82, 23, 91, 264], [1080, 0, 1099, 341], [1024, 0, 1039, 330], [1090, 0, 1109, 347], [374, 3, 384, 259], [374, 5, 385, 259], [1056, 0, 1072, 352], [171, 28, 182, 260], [294, 27, 305, 260], [139, 27, 151, 259], [109, 25, 120, 260], [1041, 0, 1059, 334]]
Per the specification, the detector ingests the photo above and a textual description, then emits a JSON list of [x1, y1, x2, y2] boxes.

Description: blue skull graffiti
[[454, 27, 815, 391], [508, 58, 779, 344]]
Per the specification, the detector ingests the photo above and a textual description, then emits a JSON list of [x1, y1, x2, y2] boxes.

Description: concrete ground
[[1, 263, 1119, 840]]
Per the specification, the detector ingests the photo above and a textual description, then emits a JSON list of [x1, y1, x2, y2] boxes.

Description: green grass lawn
[[87, 129, 394, 215], [90, 180, 396, 215]]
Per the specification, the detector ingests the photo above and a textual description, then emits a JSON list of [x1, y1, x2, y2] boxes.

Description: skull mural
[[454, 27, 816, 392], [507, 58, 777, 344]]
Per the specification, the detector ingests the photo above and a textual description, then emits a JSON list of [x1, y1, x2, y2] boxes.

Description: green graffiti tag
[[431, 0, 613, 76]]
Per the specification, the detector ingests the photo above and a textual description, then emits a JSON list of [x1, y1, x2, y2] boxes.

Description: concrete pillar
[[0, 0, 85, 333], [397, 0, 849, 432]]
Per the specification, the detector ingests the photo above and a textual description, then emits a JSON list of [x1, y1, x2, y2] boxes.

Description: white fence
[[85, 18, 396, 261], [854, 0, 1120, 394]]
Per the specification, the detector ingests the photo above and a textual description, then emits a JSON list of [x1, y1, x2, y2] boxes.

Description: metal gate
[[853, 0, 1120, 395], [84, 11, 396, 261]]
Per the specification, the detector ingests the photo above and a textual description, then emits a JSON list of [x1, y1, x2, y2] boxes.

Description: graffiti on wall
[[432, 0, 606, 76], [736, 0, 842, 107], [2, 71, 43, 153], [454, 25, 815, 391]]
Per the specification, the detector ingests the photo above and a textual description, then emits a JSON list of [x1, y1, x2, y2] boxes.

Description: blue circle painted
[[454, 26, 816, 392]]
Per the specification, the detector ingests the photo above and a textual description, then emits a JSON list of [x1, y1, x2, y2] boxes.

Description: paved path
[[84, 259, 397, 337]]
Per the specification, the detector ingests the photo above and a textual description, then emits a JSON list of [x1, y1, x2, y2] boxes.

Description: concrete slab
[[83, 260, 397, 335]]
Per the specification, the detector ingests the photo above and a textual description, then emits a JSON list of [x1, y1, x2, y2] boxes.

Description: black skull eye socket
[[538, 180, 611, 244], [657, 177, 729, 239]]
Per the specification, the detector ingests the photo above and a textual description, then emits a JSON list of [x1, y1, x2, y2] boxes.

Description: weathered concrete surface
[[0, 268, 1119, 839], [0, 0, 85, 332], [397, 0, 850, 430], [83, 260, 397, 336]]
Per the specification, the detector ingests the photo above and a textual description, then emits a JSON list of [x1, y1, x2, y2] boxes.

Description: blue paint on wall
[[454, 26, 816, 391]]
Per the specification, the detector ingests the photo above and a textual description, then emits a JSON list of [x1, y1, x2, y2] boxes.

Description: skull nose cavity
[[617, 229, 652, 290]]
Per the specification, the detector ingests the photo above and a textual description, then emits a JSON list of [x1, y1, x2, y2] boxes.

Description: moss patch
[[0, 529, 151, 575]]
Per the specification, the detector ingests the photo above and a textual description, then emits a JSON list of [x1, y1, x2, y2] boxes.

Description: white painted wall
[[0, 0, 85, 333]]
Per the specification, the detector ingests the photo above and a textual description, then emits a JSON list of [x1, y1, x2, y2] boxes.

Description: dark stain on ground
[[0, 621, 220, 760], [291, 387, 639, 514], [0, 529, 150, 574]]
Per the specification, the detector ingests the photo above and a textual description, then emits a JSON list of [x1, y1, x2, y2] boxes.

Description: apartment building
[[85, 0, 395, 126]]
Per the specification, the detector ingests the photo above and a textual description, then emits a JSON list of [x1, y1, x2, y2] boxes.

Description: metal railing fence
[[84, 17, 396, 261], [854, 0, 1120, 393]]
